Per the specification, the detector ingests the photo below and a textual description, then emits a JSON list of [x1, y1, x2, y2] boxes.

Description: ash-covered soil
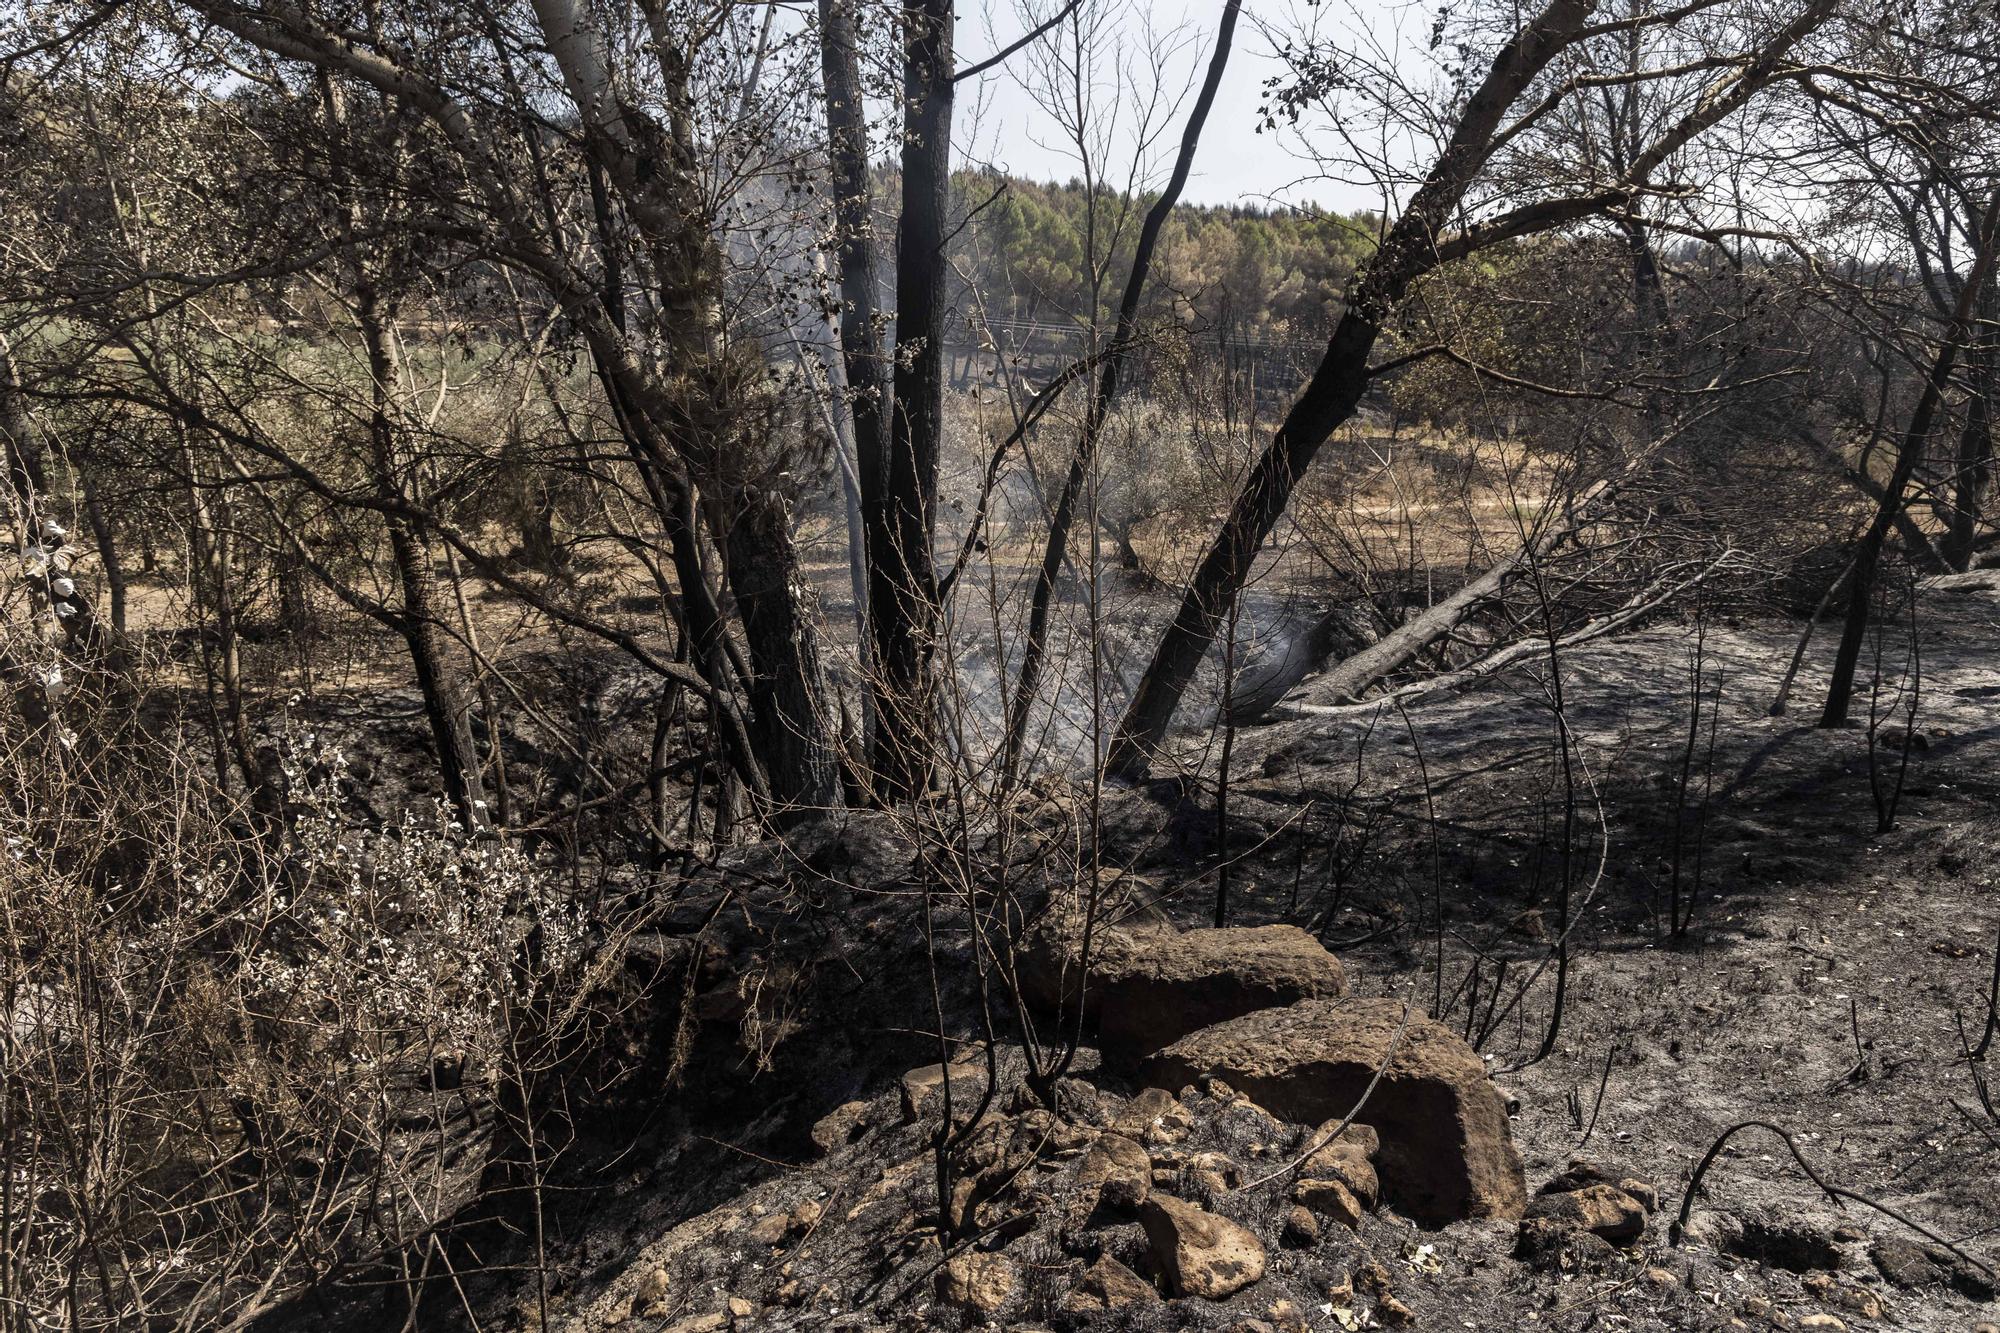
[[284, 573, 2000, 1333]]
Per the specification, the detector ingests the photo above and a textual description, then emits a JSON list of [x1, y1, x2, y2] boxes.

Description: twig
[[1669, 1120, 1994, 1280]]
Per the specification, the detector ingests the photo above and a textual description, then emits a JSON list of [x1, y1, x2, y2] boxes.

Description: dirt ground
[[258, 559, 2000, 1333]]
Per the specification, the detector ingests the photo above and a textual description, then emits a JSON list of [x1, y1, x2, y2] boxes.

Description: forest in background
[[1, 0, 1997, 1327]]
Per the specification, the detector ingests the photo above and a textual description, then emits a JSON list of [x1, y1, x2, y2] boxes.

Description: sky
[[949, 0, 1406, 214]]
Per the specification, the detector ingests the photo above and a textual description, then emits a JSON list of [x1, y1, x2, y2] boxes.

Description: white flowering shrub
[[0, 714, 610, 1330]]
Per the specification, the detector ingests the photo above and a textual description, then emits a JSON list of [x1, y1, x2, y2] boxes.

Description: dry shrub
[[0, 683, 612, 1330]]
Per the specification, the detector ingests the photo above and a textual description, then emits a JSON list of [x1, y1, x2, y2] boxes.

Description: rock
[[1803, 1273, 1883, 1320], [661, 1316, 728, 1333], [1189, 1150, 1243, 1194], [1642, 1266, 1679, 1290], [634, 1268, 670, 1311], [1516, 1216, 1617, 1271], [1142, 997, 1527, 1223], [810, 1099, 874, 1154], [1796, 1317, 1846, 1332], [726, 1297, 755, 1319], [745, 1211, 791, 1246], [1280, 1205, 1322, 1247], [1540, 1159, 1658, 1212], [1300, 1127, 1379, 1209], [1524, 1183, 1647, 1243], [1062, 1255, 1159, 1313], [1221, 1323, 1276, 1333], [900, 1060, 990, 1121], [937, 1251, 1018, 1314], [1376, 1295, 1417, 1326], [1112, 1085, 1195, 1144], [1022, 922, 1346, 1062], [1869, 1237, 1995, 1300], [1077, 1133, 1151, 1210], [1139, 1194, 1268, 1299], [1267, 1298, 1310, 1333], [1293, 1177, 1365, 1229]]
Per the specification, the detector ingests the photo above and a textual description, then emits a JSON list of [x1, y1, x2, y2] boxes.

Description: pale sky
[[952, 0, 1406, 214]]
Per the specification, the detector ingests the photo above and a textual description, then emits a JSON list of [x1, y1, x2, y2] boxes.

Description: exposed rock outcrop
[[1021, 921, 1346, 1063], [1141, 997, 1526, 1223]]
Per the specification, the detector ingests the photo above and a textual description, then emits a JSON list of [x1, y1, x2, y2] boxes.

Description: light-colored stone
[[1139, 1193, 1268, 1299], [1143, 997, 1527, 1223], [1280, 1204, 1321, 1247], [661, 1316, 728, 1333], [937, 1251, 1018, 1314], [1062, 1255, 1159, 1313], [1293, 1177, 1365, 1229], [1077, 1133, 1151, 1210], [1524, 1183, 1647, 1243], [1022, 922, 1346, 1062]]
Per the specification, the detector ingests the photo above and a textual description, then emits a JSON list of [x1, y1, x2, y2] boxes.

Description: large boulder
[[1141, 997, 1526, 1224], [1021, 921, 1346, 1063]]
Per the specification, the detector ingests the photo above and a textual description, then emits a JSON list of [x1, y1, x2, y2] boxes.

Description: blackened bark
[[719, 493, 842, 818], [818, 0, 889, 510], [1822, 185, 2000, 725], [359, 287, 490, 823], [873, 0, 954, 799]]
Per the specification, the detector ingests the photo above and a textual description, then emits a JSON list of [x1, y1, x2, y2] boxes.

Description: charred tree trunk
[[358, 287, 490, 824], [1106, 0, 1604, 778], [1822, 184, 2000, 726], [1109, 0, 1828, 776], [872, 0, 954, 800]]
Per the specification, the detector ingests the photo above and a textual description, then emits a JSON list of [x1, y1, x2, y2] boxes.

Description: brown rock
[[1139, 1194, 1268, 1299], [1077, 1133, 1151, 1210], [745, 1211, 791, 1246], [1109, 1087, 1195, 1147], [1293, 1177, 1365, 1229], [1023, 922, 1346, 1062], [1267, 1298, 1310, 1333], [900, 1061, 990, 1121], [809, 1099, 874, 1154], [1142, 997, 1527, 1223], [725, 1297, 755, 1319], [1062, 1256, 1159, 1313], [1524, 1183, 1647, 1243], [1280, 1204, 1322, 1247], [936, 1251, 1018, 1314], [1376, 1295, 1417, 1326], [1803, 1273, 1883, 1320], [1869, 1237, 1995, 1300], [1796, 1317, 1846, 1332], [661, 1316, 728, 1333], [1301, 1135, 1379, 1209]]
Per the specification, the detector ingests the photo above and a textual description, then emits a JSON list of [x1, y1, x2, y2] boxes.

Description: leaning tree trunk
[[871, 0, 954, 800], [1108, 0, 1830, 777], [1822, 183, 2000, 726]]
